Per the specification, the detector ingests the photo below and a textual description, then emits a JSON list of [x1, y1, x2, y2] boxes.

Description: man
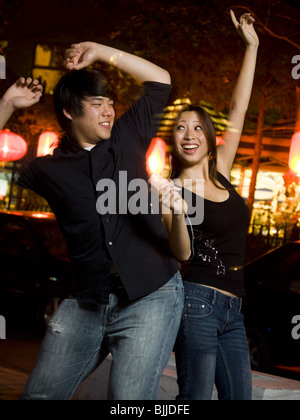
[[18, 42, 183, 400]]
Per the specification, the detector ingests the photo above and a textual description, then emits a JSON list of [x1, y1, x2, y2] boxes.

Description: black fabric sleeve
[[16, 159, 44, 197], [114, 81, 172, 150]]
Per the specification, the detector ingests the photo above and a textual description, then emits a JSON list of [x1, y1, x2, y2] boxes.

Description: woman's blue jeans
[[175, 282, 252, 400], [21, 272, 183, 400]]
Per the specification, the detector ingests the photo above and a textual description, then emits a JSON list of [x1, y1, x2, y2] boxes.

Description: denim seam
[[217, 342, 234, 400], [182, 314, 190, 399], [66, 345, 102, 400]]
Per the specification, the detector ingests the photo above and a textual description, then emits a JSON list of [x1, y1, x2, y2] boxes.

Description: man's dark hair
[[54, 69, 115, 132]]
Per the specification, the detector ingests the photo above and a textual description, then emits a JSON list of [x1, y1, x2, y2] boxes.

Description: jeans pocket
[[184, 296, 213, 318]]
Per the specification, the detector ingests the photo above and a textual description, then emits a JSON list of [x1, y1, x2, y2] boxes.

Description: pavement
[[0, 365, 29, 400], [1, 354, 300, 400]]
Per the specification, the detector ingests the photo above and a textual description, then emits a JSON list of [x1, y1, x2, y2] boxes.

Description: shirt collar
[[60, 136, 108, 154]]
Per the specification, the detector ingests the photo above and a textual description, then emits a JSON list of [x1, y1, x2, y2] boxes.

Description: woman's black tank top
[[182, 172, 249, 296]]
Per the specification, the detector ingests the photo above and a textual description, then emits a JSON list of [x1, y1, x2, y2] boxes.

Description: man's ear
[[63, 109, 73, 121]]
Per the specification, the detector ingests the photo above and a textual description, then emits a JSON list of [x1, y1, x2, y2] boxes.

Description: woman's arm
[[165, 211, 191, 262], [150, 175, 191, 262], [217, 11, 259, 178], [65, 42, 171, 85], [0, 77, 43, 130]]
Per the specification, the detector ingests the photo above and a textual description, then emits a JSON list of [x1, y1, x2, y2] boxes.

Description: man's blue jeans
[[175, 282, 252, 400], [21, 272, 183, 400]]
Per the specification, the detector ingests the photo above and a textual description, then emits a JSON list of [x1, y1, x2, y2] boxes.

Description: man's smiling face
[[67, 96, 115, 148]]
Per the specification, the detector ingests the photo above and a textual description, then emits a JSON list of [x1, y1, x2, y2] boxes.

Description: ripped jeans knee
[[48, 320, 64, 335], [21, 299, 106, 400]]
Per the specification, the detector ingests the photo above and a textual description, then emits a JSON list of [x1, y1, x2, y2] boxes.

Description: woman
[[154, 10, 259, 400]]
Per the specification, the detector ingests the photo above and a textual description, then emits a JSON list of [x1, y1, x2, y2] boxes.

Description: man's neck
[[68, 132, 102, 150]]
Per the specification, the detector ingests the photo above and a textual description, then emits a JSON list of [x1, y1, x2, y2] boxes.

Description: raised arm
[[65, 42, 171, 85], [0, 78, 43, 130], [217, 11, 259, 178]]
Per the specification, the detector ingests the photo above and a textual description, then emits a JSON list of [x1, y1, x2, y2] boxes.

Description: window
[[32, 44, 66, 94]]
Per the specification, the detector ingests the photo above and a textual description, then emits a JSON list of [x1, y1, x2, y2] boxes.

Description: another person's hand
[[2, 77, 43, 111]]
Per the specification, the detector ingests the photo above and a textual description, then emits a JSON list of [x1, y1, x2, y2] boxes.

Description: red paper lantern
[[289, 131, 300, 175], [37, 131, 59, 157], [0, 129, 27, 162]]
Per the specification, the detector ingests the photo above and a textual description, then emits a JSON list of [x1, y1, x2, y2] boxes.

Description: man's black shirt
[[17, 82, 179, 304]]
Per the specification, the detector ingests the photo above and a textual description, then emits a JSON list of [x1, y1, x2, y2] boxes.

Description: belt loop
[[212, 288, 217, 305]]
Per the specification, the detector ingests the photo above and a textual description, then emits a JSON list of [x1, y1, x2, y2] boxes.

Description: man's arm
[[2, 78, 44, 194], [0, 77, 43, 130], [65, 42, 171, 85]]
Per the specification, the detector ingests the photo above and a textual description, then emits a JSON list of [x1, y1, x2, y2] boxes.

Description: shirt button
[[108, 242, 113, 246], [105, 218, 109, 223]]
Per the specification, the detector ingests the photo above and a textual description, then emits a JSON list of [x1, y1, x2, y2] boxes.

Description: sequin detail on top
[[193, 230, 227, 276]]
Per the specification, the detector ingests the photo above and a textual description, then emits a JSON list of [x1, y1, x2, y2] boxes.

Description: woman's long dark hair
[[170, 104, 223, 189]]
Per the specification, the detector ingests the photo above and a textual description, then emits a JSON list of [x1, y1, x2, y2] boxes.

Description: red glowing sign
[[0, 129, 27, 162], [146, 137, 166, 176]]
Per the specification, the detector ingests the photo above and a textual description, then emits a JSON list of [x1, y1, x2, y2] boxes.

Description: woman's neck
[[178, 161, 210, 183]]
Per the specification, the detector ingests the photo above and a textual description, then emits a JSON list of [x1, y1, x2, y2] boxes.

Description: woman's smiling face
[[173, 110, 209, 166]]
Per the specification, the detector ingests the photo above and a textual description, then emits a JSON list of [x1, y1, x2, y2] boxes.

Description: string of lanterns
[[0, 129, 58, 162]]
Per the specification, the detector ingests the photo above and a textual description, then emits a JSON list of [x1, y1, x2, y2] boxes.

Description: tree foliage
[[0, 0, 299, 129]]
